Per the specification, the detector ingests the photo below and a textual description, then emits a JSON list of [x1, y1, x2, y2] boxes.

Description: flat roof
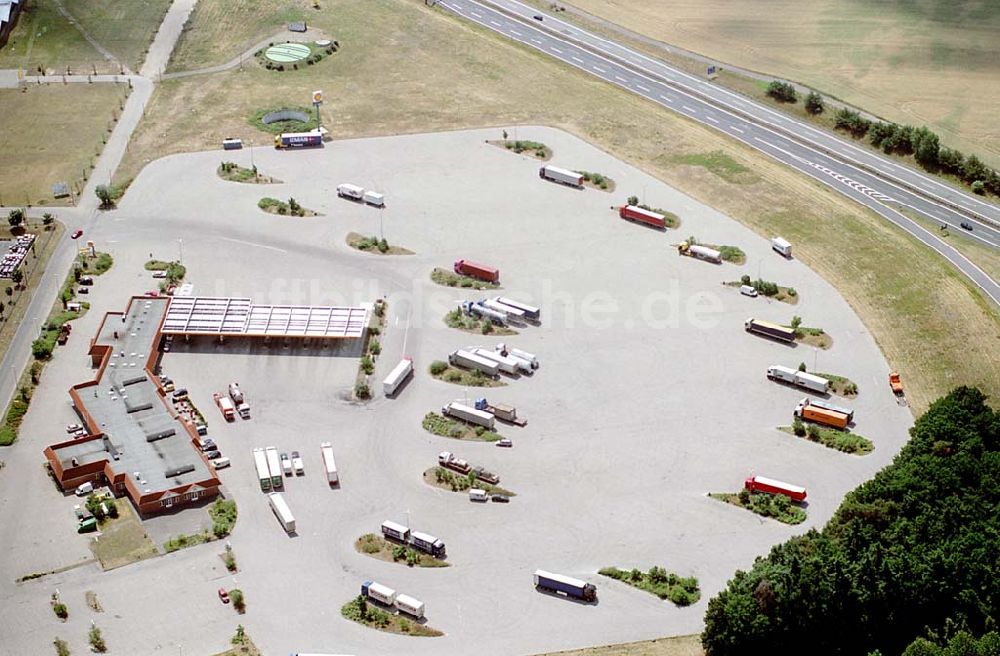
[[161, 296, 369, 338]]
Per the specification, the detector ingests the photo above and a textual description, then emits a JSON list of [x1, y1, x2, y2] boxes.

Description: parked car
[[491, 494, 511, 503], [79, 276, 94, 285], [533, 14, 543, 20], [66, 423, 82, 433], [212, 457, 231, 470], [218, 588, 230, 603], [280, 452, 292, 476], [496, 438, 513, 448], [71, 229, 83, 239], [75, 482, 94, 496], [152, 270, 167, 278], [195, 423, 208, 436], [171, 388, 189, 401], [77, 287, 89, 294], [291, 450, 304, 475], [204, 449, 221, 460], [739, 285, 759, 297], [73, 429, 87, 438], [199, 439, 217, 452]]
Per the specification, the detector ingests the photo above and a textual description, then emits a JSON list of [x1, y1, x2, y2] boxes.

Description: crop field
[[560, 0, 1000, 168]]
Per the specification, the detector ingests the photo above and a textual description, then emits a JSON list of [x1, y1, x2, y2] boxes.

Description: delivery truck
[[214, 393, 235, 421], [677, 241, 722, 263], [475, 397, 527, 426], [745, 318, 796, 343], [274, 131, 323, 148], [336, 183, 365, 201], [766, 365, 830, 393], [363, 190, 385, 207], [409, 531, 446, 558], [771, 237, 792, 258], [795, 399, 850, 429], [253, 448, 271, 492], [448, 349, 500, 377], [494, 297, 540, 322], [265, 446, 284, 490], [228, 382, 250, 418], [495, 343, 539, 369], [533, 570, 597, 602], [801, 397, 854, 422], [361, 581, 396, 606], [442, 401, 496, 429], [470, 347, 522, 375], [383, 357, 414, 396], [744, 475, 807, 502], [453, 259, 500, 283], [619, 204, 667, 230], [381, 520, 410, 543], [320, 441, 339, 485], [267, 492, 296, 533], [394, 594, 425, 619], [539, 164, 584, 188]]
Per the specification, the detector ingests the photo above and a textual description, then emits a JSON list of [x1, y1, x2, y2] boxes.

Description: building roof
[[161, 296, 369, 338], [0, 1, 21, 26]]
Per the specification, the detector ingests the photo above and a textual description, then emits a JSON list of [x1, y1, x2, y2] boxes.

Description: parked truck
[[494, 297, 540, 322], [320, 441, 339, 485], [744, 475, 807, 502], [448, 349, 500, 377], [483, 298, 526, 321], [267, 492, 296, 533], [253, 448, 271, 492], [361, 581, 396, 606], [274, 131, 323, 149], [228, 382, 250, 418], [619, 204, 666, 230], [470, 347, 522, 375], [394, 593, 425, 619], [461, 300, 508, 327], [471, 465, 500, 485], [795, 399, 850, 429], [409, 531, 446, 558], [475, 397, 527, 426], [766, 365, 830, 393], [265, 446, 284, 489], [801, 397, 854, 422], [438, 451, 471, 474], [453, 259, 500, 283], [214, 393, 235, 421], [362, 190, 385, 207], [745, 318, 796, 343], [495, 343, 539, 369], [442, 401, 495, 429], [539, 164, 584, 188], [533, 570, 597, 602], [771, 236, 792, 258], [336, 183, 365, 201], [381, 520, 410, 543], [677, 241, 722, 263], [383, 357, 414, 396]]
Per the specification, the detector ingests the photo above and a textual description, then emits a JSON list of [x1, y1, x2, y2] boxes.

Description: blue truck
[[274, 131, 323, 149], [533, 570, 597, 601]]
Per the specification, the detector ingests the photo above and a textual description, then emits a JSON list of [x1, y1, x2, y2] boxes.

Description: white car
[[280, 452, 293, 476], [152, 270, 167, 278], [66, 423, 82, 433], [739, 284, 759, 297], [291, 450, 304, 476]]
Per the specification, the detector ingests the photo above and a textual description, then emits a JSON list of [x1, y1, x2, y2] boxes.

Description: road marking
[[658, 94, 674, 103], [593, 65, 606, 73], [729, 126, 744, 134], [471, 10, 482, 18], [614, 75, 627, 82], [510, 29, 522, 36], [635, 83, 650, 92], [705, 115, 719, 124], [551, 46, 562, 53], [572, 56, 584, 63], [220, 237, 287, 254], [681, 105, 696, 113], [530, 38, 542, 44], [490, 20, 501, 27]]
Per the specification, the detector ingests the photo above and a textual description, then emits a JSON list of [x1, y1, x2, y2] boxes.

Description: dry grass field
[[538, 635, 703, 656], [117, 0, 1000, 414], [0, 0, 100, 71], [561, 0, 1000, 169], [0, 83, 129, 206]]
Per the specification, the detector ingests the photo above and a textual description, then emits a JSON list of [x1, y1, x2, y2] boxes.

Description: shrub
[[88, 625, 106, 652], [740, 274, 751, 285], [481, 321, 493, 335], [429, 360, 448, 375], [52, 602, 68, 619], [805, 91, 825, 115], [627, 195, 639, 205], [230, 588, 245, 613], [368, 339, 381, 355], [360, 355, 374, 375], [406, 550, 420, 566], [792, 417, 806, 436], [392, 545, 407, 561], [354, 383, 371, 399], [377, 238, 389, 253], [766, 81, 797, 103], [445, 370, 462, 383], [224, 552, 237, 572], [53, 637, 70, 656], [787, 287, 797, 297], [971, 180, 985, 195], [32, 338, 54, 360], [669, 587, 694, 606], [806, 423, 821, 440]]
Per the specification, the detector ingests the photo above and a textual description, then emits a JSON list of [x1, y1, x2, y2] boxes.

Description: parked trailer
[[336, 183, 365, 201], [320, 441, 338, 485], [453, 259, 500, 283], [483, 298, 526, 320], [383, 357, 414, 396], [475, 397, 527, 426], [801, 397, 854, 422], [267, 492, 296, 533], [252, 448, 271, 492], [677, 241, 722, 263], [228, 382, 250, 418], [442, 402, 495, 429], [494, 297, 540, 321], [495, 343, 539, 369], [394, 593, 425, 619], [470, 347, 521, 375], [539, 164, 584, 188], [214, 393, 235, 421], [274, 131, 323, 148], [265, 446, 284, 489], [461, 301, 508, 327], [795, 400, 850, 429], [619, 204, 666, 229], [438, 451, 471, 474], [363, 190, 385, 207], [448, 349, 500, 377], [409, 531, 446, 558], [771, 236, 792, 258], [744, 475, 807, 502], [361, 581, 396, 606], [381, 520, 410, 543], [745, 318, 796, 343], [766, 365, 830, 393], [533, 570, 597, 602]]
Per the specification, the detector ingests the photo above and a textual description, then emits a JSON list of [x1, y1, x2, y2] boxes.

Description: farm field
[[560, 0, 1000, 169]]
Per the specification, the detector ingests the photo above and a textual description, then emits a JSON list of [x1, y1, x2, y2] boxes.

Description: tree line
[[701, 386, 1000, 655]]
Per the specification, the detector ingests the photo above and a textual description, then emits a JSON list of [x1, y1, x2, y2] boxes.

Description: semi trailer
[[394, 594, 425, 619], [800, 397, 854, 422], [380, 521, 447, 558], [482, 298, 526, 321], [274, 131, 323, 148], [470, 347, 522, 375], [795, 399, 850, 429], [442, 401, 496, 429], [214, 393, 235, 421], [267, 492, 296, 533], [745, 318, 796, 343], [448, 349, 500, 377], [320, 442, 338, 485], [677, 241, 722, 263], [361, 581, 396, 606], [475, 397, 527, 426], [494, 297, 540, 321], [744, 475, 807, 502], [264, 446, 283, 489], [252, 447, 271, 492], [363, 190, 385, 207], [453, 259, 500, 283], [766, 365, 830, 393], [619, 204, 666, 229], [495, 343, 539, 369], [383, 357, 414, 396], [534, 570, 597, 601], [539, 164, 584, 188], [336, 183, 365, 201], [460, 301, 508, 327]]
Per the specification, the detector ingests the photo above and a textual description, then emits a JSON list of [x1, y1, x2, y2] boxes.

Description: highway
[[437, 0, 1000, 306]]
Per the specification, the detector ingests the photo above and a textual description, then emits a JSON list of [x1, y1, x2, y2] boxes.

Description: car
[[960, 222, 973, 231], [152, 270, 167, 278], [171, 389, 188, 401], [491, 494, 511, 503], [212, 457, 231, 470], [218, 588, 230, 604], [71, 229, 83, 239], [533, 14, 543, 20], [79, 276, 94, 285], [199, 439, 216, 452], [162, 381, 175, 393], [66, 423, 83, 433], [195, 423, 208, 436], [204, 449, 221, 460], [496, 438, 513, 448], [280, 452, 292, 475], [77, 287, 89, 294], [291, 450, 304, 475], [73, 429, 87, 438]]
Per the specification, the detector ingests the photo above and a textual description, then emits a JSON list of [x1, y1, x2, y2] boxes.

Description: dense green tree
[[766, 81, 798, 103], [805, 91, 824, 115]]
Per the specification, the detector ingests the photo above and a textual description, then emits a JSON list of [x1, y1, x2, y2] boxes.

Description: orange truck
[[889, 372, 904, 394], [214, 393, 235, 421], [795, 399, 849, 430]]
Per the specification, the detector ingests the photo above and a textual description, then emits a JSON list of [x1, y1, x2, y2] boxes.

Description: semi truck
[[744, 475, 807, 502], [361, 581, 396, 606], [383, 357, 414, 396], [766, 365, 830, 393], [533, 570, 597, 602], [336, 183, 365, 201], [442, 401, 496, 429], [483, 298, 526, 321], [619, 204, 666, 229], [265, 446, 284, 489], [795, 399, 850, 429], [495, 343, 539, 369], [228, 382, 250, 418], [539, 164, 584, 188], [438, 451, 471, 474], [381, 520, 410, 543], [745, 318, 796, 343], [380, 521, 447, 558], [394, 594, 425, 619], [453, 259, 500, 283], [460, 300, 508, 327], [274, 131, 323, 148], [320, 441, 339, 485], [801, 397, 854, 422], [253, 448, 271, 492], [495, 297, 540, 322], [267, 492, 296, 533], [475, 397, 527, 426], [471, 466, 500, 485], [677, 241, 722, 263], [448, 349, 500, 377], [470, 347, 522, 375], [214, 393, 235, 421], [771, 236, 792, 258]]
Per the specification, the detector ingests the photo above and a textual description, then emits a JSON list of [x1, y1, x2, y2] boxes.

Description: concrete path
[[140, 0, 198, 79]]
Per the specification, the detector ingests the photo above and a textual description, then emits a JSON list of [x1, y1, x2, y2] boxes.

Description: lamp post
[[177, 238, 183, 263]]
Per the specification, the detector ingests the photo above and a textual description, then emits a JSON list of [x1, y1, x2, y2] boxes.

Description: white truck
[[361, 581, 396, 606], [470, 347, 523, 375], [679, 242, 722, 263], [460, 300, 508, 327], [394, 593, 425, 619], [267, 492, 296, 533], [483, 298, 526, 321], [442, 401, 495, 429], [771, 236, 792, 258], [438, 451, 471, 474], [253, 448, 271, 492], [228, 382, 250, 419], [362, 190, 385, 207], [337, 183, 365, 201], [766, 365, 830, 393], [291, 451, 305, 476], [448, 349, 500, 377], [539, 164, 584, 188], [265, 446, 283, 490], [382, 357, 413, 396], [495, 297, 540, 322], [496, 343, 539, 369], [320, 441, 339, 485]]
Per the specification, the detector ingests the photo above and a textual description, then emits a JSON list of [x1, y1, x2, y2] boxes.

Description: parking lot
[[0, 126, 913, 656]]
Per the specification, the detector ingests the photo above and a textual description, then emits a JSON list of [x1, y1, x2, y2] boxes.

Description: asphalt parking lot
[[0, 126, 913, 656]]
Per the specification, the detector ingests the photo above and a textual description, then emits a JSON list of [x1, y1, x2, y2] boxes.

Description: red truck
[[619, 205, 666, 230], [744, 475, 807, 502], [454, 259, 500, 283]]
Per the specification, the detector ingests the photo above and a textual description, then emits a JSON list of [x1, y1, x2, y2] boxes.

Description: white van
[[469, 488, 488, 502], [212, 457, 231, 470], [739, 285, 759, 297], [75, 481, 94, 496]]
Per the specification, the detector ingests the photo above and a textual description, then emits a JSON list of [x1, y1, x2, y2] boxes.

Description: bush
[[669, 587, 694, 606], [766, 81, 798, 103], [805, 91, 825, 115], [740, 274, 751, 285], [368, 339, 381, 355], [88, 625, 106, 652], [806, 423, 821, 440], [32, 338, 54, 360], [52, 602, 68, 619], [230, 589, 245, 613], [7, 208, 25, 227], [392, 545, 407, 561], [792, 416, 806, 436], [53, 637, 70, 656], [354, 383, 371, 399], [971, 180, 985, 195], [429, 360, 448, 375], [360, 355, 374, 375]]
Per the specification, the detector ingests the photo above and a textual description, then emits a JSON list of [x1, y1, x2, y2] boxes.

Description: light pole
[[248, 139, 255, 178], [379, 207, 384, 242], [177, 238, 183, 263]]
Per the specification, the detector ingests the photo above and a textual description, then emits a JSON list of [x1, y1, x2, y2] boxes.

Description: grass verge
[[341, 596, 443, 637], [423, 467, 515, 497], [709, 491, 807, 525], [578, 170, 615, 192], [163, 499, 238, 553], [422, 412, 502, 442], [779, 424, 873, 455], [257, 196, 318, 216], [443, 308, 517, 336], [346, 232, 413, 255], [353, 300, 386, 400], [725, 278, 798, 304], [89, 500, 158, 570], [212, 629, 263, 656], [488, 138, 551, 160], [355, 533, 450, 568], [795, 326, 832, 349], [598, 566, 700, 606], [814, 372, 859, 397], [431, 267, 501, 290], [427, 362, 505, 388], [218, 162, 280, 184]]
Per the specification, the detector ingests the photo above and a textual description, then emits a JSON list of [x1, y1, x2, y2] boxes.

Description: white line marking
[[593, 65, 606, 73], [705, 115, 719, 124], [614, 75, 627, 82], [681, 105, 696, 113], [730, 126, 744, 134], [510, 29, 522, 36], [659, 94, 673, 103], [551, 46, 562, 53], [490, 20, 501, 27], [635, 83, 650, 92], [572, 56, 584, 63], [220, 237, 287, 254]]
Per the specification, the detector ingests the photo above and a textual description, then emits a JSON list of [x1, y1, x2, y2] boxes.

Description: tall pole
[[379, 207, 384, 241], [177, 239, 183, 263]]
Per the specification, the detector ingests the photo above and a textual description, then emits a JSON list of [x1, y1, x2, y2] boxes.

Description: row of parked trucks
[[448, 344, 540, 378], [438, 452, 501, 485], [460, 297, 542, 327], [380, 520, 447, 558], [361, 581, 425, 619]]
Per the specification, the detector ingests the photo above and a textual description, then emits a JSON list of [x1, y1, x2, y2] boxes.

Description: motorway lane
[[437, 0, 1000, 306]]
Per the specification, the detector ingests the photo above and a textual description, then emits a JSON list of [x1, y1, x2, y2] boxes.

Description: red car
[[71, 229, 83, 239], [218, 588, 230, 603]]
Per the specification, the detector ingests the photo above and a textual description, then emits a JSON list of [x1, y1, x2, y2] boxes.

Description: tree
[[42, 213, 55, 226], [10, 269, 22, 287], [32, 338, 53, 360], [913, 126, 940, 168], [937, 147, 964, 175], [804, 91, 824, 115], [88, 625, 106, 653], [790, 315, 802, 330], [766, 81, 797, 103], [95, 185, 115, 208], [961, 154, 989, 184], [7, 208, 25, 228], [627, 195, 639, 206]]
